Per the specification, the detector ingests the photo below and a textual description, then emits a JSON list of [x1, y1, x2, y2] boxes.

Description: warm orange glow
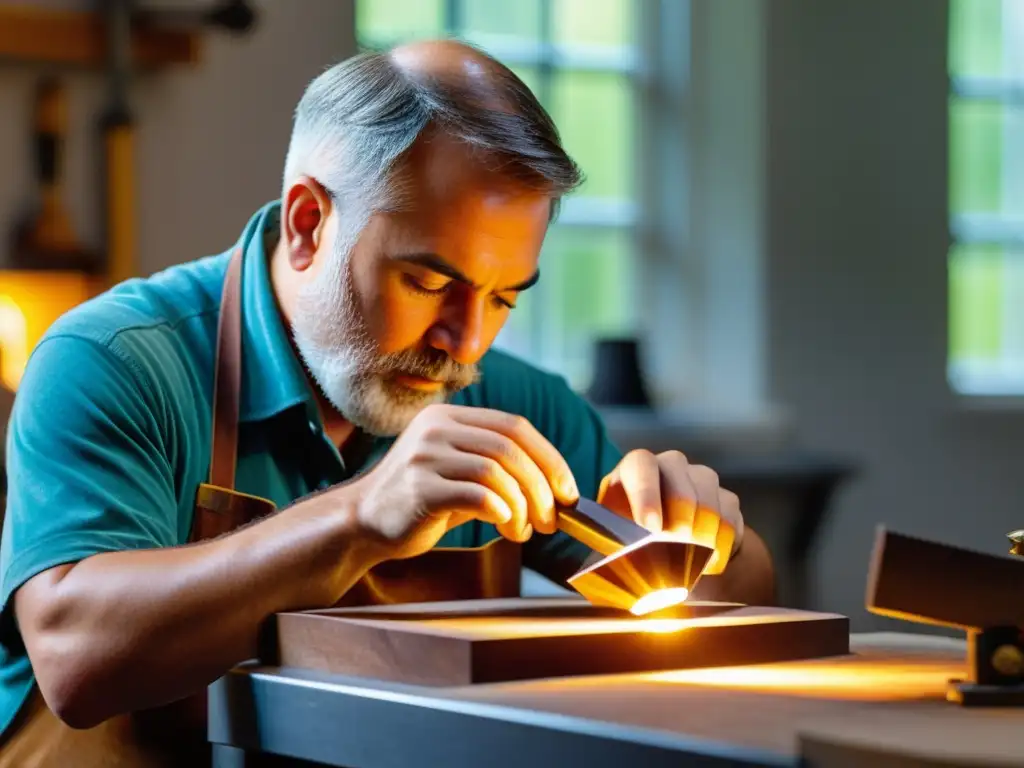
[[0, 271, 96, 390], [646, 657, 965, 701], [377, 609, 820, 641], [411, 615, 694, 638], [0, 297, 27, 392], [630, 588, 690, 616], [637, 618, 692, 634]]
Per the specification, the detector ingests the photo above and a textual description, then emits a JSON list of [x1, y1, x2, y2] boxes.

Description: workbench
[[207, 632, 1024, 767]]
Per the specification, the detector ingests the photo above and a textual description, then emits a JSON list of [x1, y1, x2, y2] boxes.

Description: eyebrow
[[393, 252, 540, 293]]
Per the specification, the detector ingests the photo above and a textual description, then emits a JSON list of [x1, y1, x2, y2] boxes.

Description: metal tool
[[867, 526, 1024, 706], [558, 498, 715, 615]]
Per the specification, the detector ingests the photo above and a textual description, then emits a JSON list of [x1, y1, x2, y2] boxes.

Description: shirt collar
[[235, 200, 317, 423]]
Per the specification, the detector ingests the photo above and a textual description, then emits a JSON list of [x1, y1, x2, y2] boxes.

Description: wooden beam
[[866, 526, 1024, 631], [0, 4, 200, 69]]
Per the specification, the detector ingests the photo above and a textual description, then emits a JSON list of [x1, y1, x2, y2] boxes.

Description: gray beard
[[290, 228, 479, 437]]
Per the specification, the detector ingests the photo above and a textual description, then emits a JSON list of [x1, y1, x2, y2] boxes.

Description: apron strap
[[208, 247, 243, 490]]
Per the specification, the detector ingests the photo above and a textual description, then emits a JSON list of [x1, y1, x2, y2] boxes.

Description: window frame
[[947, 4, 1024, 399]]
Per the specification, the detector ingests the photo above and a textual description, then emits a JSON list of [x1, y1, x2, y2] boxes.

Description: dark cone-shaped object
[[586, 337, 652, 407]]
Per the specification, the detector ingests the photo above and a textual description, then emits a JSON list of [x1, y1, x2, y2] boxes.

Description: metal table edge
[[208, 665, 794, 768]]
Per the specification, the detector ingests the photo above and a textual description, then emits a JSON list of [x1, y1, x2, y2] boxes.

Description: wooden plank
[[866, 526, 1024, 631], [0, 4, 200, 69], [267, 597, 851, 686]]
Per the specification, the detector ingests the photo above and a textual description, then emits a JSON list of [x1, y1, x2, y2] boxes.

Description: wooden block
[[266, 597, 851, 686], [866, 526, 1024, 631], [0, 5, 200, 69]]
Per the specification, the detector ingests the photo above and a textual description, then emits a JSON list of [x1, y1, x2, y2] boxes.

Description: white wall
[[765, 0, 1024, 631], [0, 0, 356, 275]]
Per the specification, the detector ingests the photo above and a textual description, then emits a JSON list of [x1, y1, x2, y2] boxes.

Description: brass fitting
[[1008, 530, 1024, 557]]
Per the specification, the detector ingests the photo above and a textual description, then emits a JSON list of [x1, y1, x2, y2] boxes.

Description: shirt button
[[307, 419, 319, 434]]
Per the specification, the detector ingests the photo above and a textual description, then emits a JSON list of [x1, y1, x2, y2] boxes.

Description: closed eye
[[405, 273, 517, 310], [402, 274, 450, 295]]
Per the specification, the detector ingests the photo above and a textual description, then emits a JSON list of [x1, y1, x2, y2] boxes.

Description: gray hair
[[282, 44, 583, 220]]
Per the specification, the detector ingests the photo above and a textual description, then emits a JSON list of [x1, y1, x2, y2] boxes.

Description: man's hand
[[350, 403, 580, 561], [597, 449, 744, 575]]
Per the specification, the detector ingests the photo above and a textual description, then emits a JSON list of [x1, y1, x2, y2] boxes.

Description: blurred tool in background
[[11, 77, 98, 273], [100, 0, 257, 288], [100, 0, 136, 288], [136, 0, 257, 33]]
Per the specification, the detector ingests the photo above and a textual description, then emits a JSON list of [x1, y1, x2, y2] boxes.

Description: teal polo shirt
[[0, 201, 622, 737]]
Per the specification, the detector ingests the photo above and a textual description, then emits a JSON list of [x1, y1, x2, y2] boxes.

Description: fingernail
[[520, 523, 534, 541], [497, 502, 513, 524], [562, 475, 579, 500], [644, 510, 662, 532]]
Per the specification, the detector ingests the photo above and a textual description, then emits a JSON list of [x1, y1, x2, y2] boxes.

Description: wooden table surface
[[439, 632, 1024, 764], [210, 631, 1024, 767]]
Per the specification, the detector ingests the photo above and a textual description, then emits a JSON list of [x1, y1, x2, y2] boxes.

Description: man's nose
[[428, 294, 485, 365]]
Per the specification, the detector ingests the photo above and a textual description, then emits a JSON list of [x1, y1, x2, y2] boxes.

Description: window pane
[[553, 0, 634, 47], [355, 0, 445, 43], [494, 226, 635, 386], [492, 275, 539, 363], [543, 226, 636, 387], [949, 245, 1024, 394], [550, 72, 634, 201], [949, 0, 1004, 79], [950, 244, 1004, 361], [461, 0, 542, 42], [949, 98, 1004, 215]]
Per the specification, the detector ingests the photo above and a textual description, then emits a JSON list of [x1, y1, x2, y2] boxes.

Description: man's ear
[[281, 176, 334, 271]]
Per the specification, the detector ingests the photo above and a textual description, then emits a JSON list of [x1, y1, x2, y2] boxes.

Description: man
[[0, 40, 774, 764]]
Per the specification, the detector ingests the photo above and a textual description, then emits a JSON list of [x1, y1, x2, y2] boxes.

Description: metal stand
[[947, 625, 1024, 706]]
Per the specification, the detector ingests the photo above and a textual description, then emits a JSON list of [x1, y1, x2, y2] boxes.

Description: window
[[948, 0, 1024, 395], [355, 0, 642, 390]]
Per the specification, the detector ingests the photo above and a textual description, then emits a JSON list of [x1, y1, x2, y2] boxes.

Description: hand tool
[[558, 497, 715, 615], [867, 525, 1024, 706], [11, 77, 97, 272]]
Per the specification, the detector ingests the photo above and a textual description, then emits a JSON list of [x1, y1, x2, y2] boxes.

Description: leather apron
[[0, 247, 520, 766]]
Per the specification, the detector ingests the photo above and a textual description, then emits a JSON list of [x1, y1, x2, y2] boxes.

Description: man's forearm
[[690, 527, 776, 605], [16, 488, 375, 729]]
